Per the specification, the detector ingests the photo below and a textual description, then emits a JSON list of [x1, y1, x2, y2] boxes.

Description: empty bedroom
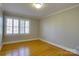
[[0, 3, 79, 56]]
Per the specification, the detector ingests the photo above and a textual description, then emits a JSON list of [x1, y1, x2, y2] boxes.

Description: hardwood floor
[[0, 40, 78, 56]]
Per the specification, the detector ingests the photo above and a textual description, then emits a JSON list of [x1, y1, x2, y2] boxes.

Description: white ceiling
[[1, 3, 79, 19]]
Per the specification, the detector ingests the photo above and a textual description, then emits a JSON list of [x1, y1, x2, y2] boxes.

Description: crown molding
[[43, 4, 79, 19]]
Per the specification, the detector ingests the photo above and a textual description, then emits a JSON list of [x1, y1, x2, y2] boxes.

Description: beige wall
[[40, 6, 79, 49], [3, 5, 79, 50], [3, 16, 40, 42]]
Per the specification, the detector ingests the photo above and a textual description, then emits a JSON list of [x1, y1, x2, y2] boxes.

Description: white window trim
[[5, 16, 30, 35]]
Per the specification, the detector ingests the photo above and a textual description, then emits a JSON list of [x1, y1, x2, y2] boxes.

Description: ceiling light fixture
[[33, 3, 43, 9]]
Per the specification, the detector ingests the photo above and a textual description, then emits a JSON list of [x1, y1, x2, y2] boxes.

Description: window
[[13, 19, 19, 34], [6, 17, 30, 34], [25, 20, 29, 34], [6, 18, 12, 34], [20, 20, 25, 34]]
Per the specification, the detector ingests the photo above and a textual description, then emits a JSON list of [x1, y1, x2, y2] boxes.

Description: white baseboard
[[3, 38, 38, 45], [39, 38, 79, 55], [2, 38, 79, 55]]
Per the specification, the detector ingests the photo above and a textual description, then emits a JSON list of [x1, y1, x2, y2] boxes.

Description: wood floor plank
[[0, 40, 78, 56]]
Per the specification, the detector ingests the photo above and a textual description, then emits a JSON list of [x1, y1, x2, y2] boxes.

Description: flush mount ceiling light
[[33, 3, 43, 9]]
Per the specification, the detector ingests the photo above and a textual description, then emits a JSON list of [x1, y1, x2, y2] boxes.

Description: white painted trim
[[3, 38, 38, 45], [2, 38, 79, 55], [43, 4, 79, 19], [39, 38, 79, 55]]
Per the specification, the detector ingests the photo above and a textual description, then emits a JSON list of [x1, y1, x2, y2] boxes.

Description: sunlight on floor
[[5, 47, 29, 56], [0, 40, 77, 56]]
